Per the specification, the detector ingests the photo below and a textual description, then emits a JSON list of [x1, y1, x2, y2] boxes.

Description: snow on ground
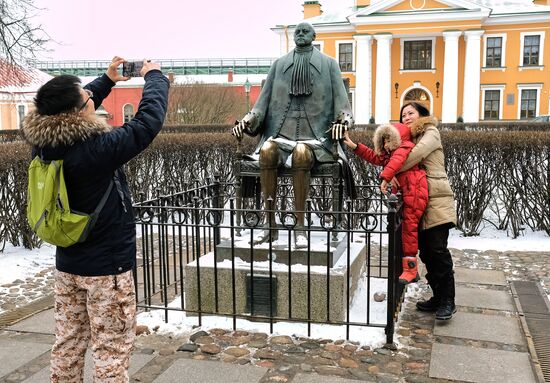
[[0, 224, 547, 346], [137, 275, 388, 347], [0, 242, 55, 285], [448, 226, 549, 252]]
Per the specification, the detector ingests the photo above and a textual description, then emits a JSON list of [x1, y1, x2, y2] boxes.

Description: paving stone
[[177, 344, 198, 352], [456, 286, 515, 311], [429, 343, 536, 383], [189, 330, 209, 342], [294, 372, 373, 382], [434, 311, 524, 345], [152, 358, 268, 383], [224, 347, 250, 357], [454, 268, 507, 286], [6, 308, 55, 334], [23, 352, 153, 382], [0, 340, 51, 377]]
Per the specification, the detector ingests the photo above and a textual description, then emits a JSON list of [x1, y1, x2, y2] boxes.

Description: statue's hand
[[331, 121, 348, 140], [233, 120, 248, 140]]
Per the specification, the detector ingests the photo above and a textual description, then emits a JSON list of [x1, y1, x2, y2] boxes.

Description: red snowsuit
[[354, 123, 429, 257]]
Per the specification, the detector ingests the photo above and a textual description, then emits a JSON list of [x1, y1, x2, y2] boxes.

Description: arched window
[[123, 104, 134, 123], [404, 88, 430, 110]]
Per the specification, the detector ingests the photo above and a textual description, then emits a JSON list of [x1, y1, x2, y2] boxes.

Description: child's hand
[[380, 179, 390, 194], [342, 131, 357, 150]]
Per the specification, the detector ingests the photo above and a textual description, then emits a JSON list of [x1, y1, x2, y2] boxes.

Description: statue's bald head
[[294, 22, 316, 47]]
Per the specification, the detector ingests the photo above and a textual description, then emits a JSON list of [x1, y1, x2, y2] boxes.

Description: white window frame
[[122, 103, 135, 123], [480, 85, 504, 120], [400, 83, 434, 114], [517, 84, 542, 119], [336, 40, 355, 72], [519, 31, 545, 68], [400, 37, 436, 72], [16, 104, 27, 128], [482, 33, 507, 69], [312, 41, 324, 53]]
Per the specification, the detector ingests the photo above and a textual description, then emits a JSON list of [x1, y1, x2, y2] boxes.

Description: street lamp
[[244, 78, 251, 111]]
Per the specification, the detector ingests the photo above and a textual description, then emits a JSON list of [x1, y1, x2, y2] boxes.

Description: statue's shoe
[[252, 229, 279, 245]]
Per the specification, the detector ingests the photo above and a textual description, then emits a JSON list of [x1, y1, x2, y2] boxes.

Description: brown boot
[[399, 256, 420, 285]]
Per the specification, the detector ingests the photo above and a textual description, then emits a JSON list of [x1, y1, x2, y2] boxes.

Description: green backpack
[[27, 156, 113, 247]]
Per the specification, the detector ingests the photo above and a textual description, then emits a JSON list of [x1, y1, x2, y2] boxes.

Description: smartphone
[[122, 61, 144, 77]]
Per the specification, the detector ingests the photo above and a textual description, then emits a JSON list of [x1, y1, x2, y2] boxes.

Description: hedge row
[[1, 128, 549, 250], [2, 120, 549, 143]]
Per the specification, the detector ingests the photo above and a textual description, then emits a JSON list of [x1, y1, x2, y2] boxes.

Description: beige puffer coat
[[400, 116, 457, 230]]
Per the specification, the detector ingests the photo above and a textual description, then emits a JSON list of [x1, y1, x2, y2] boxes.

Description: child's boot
[[399, 256, 420, 284]]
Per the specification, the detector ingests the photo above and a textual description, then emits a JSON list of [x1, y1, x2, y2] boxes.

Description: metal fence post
[[385, 193, 398, 348]]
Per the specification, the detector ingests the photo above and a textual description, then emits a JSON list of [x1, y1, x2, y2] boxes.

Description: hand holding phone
[[122, 61, 144, 77]]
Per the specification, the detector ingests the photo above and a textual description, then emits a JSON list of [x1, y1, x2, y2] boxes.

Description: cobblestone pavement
[[0, 267, 54, 314], [0, 247, 547, 383]]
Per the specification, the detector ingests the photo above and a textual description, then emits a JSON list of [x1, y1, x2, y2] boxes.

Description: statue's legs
[[292, 143, 314, 248], [255, 140, 280, 244]]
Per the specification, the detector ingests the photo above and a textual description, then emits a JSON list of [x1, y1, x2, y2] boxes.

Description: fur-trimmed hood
[[373, 123, 411, 155], [21, 111, 113, 148], [410, 116, 438, 138]]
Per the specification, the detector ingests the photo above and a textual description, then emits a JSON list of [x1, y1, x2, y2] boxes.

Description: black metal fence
[[133, 177, 405, 346]]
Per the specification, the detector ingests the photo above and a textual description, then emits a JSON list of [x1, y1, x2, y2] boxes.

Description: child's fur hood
[[410, 116, 438, 138], [373, 124, 401, 155], [21, 111, 113, 148]]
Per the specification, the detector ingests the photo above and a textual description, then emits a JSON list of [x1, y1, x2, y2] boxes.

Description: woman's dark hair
[[399, 102, 430, 123], [34, 75, 82, 115]]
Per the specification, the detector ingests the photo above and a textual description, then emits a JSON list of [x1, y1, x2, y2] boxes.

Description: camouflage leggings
[[50, 270, 136, 383]]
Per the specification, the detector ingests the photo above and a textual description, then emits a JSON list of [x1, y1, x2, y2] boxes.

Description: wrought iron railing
[[34, 58, 277, 77], [132, 177, 404, 346]]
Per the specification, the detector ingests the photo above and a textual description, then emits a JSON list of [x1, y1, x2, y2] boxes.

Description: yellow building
[[274, 0, 550, 123], [0, 60, 51, 130]]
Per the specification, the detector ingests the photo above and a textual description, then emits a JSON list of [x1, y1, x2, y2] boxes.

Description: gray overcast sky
[[32, 0, 353, 61]]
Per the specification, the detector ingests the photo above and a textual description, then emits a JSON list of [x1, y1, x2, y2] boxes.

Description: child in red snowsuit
[[343, 123, 429, 284]]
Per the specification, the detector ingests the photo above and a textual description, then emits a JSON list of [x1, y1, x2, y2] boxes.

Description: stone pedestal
[[215, 231, 349, 267], [184, 233, 366, 322]]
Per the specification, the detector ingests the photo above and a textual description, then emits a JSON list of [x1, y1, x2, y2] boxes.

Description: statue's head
[[293, 22, 316, 47]]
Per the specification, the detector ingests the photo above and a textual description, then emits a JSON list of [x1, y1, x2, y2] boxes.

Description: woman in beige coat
[[398, 102, 457, 320]]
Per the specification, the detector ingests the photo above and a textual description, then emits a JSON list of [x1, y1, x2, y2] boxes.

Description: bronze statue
[[233, 22, 354, 248]]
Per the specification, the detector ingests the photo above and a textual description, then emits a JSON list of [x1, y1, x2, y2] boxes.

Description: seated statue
[[233, 22, 354, 248]]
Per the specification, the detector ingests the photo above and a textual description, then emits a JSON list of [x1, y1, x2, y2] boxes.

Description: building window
[[403, 40, 432, 70], [338, 43, 353, 72], [483, 90, 500, 120], [123, 104, 134, 123], [523, 35, 540, 66], [520, 89, 537, 119], [17, 105, 26, 128], [486, 37, 502, 68]]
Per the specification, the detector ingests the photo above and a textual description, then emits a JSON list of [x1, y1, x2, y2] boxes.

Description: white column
[[462, 30, 484, 122], [353, 35, 373, 124], [441, 31, 462, 123], [374, 34, 393, 123]]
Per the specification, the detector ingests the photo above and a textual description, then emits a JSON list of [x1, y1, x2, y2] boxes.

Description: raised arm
[[400, 126, 441, 172], [84, 56, 129, 110], [380, 143, 414, 181]]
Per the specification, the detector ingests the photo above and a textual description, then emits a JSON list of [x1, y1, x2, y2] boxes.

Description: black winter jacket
[[21, 70, 169, 276]]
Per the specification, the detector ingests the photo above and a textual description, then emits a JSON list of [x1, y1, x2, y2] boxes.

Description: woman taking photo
[[399, 102, 457, 320]]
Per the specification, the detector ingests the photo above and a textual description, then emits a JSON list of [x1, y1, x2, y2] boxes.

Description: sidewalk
[[0, 248, 548, 383]]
